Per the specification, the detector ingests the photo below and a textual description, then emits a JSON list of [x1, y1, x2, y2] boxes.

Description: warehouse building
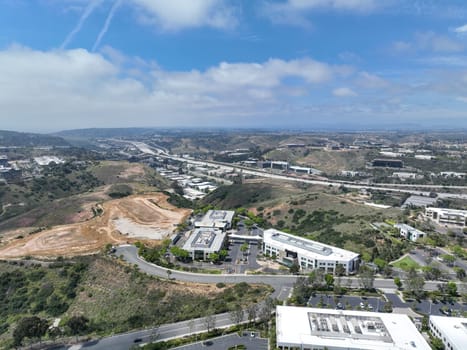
[[425, 207, 467, 228], [429, 316, 467, 350], [263, 229, 359, 274], [276, 306, 430, 350], [194, 210, 235, 231]]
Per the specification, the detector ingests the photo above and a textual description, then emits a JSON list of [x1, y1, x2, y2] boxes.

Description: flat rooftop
[[430, 316, 467, 350], [195, 210, 235, 229], [427, 207, 467, 216], [264, 229, 359, 261], [182, 228, 226, 252], [277, 306, 430, 350]]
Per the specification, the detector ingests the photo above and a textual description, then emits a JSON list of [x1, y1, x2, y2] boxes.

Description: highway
[[129, 141, 467, 199]]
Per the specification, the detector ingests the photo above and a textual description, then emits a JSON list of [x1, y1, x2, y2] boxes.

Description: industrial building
[[425, 207, 467, 228], [429, 316, 467, 350], [371, 159, 403, 168], [276, 306, 430, 350], [394, 223, 426, 242], [182, 228, 226, 260], [262, 229, 359, 274], [194, 210, 235, 231]]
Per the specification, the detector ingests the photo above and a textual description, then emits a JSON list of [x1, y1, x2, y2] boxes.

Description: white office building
[[263, 229, 359, 274], [429, 316, 467, 350], [394, 223, 426, 242], [425, 207, 467, 228], [182, 228, 226, 260], [276, 306, 430, 350], [194, 210, 235, 231]]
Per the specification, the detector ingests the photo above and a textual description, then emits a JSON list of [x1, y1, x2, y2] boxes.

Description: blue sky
[[1, 0, 467, 132]]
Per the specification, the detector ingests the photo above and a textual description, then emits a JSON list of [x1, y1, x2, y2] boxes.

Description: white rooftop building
[[182, 228, 226, 260], [429, 316, 467, 350], [425, 207, 467, 228], [394, 223, 426, 242], [263, 229, 359, 274], [276, 306, 430, 350], [194, 210, 235, 231]]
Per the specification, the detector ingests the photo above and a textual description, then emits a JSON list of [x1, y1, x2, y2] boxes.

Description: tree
[[247, 304, 257, 325], [383, 301, 393, 313], [325, 274, 334, 288], [289, 262, 300, 274], [66, 315, 89, 340], [405, 268, 425, 299], [208, 252, 220, 263], [441, 254, 456, 266], [292, 277, 310, 305], [446, 281, 457, 297], [334, 264, 346, 277], [394, 277, 402, 289], [231, 304, 244, 327], [431, 337, 445, 350], [240, 243, 249, 255], [204, 312, 216, 333], [13, 316, 49, 347], [455, 267, 466, 280], [308, 269, 325, 289], [358, 265, 375, 291], [170, 246, 190, 261]]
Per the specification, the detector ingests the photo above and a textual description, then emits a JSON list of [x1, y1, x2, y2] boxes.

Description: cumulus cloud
[[1, 45, 466, 131], [130, 0, 238, 31], [390, 31, 464, 55], [332, 87, 357, 97], [0, 46, 351, 131], [454, 24, 467, 34]]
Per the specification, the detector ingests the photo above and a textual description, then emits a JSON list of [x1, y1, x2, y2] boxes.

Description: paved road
[[73, 310, 250, 350], [127, 141, 467, 199], [173, 333, 267, 350], [115, 245, 466, 294]]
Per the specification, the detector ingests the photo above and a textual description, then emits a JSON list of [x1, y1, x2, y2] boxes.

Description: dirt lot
[[0, 193, 191, 259]]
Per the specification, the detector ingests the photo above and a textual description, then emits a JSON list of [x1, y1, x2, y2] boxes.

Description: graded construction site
[[0, 193, 190, 259]]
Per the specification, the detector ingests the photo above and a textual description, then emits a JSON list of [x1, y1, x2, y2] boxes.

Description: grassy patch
[[391, 256, 421, 271]]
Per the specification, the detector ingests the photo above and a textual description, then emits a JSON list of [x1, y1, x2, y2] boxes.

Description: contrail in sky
[[92, 0, 123, 51], [61, 0, 103, 49]]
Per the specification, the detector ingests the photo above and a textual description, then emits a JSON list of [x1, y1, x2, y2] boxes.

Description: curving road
[[115, 245, 466, 294]]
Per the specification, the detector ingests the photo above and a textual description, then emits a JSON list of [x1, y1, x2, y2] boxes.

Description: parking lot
[[173, 333, 268, 350], [308, 292, 466, 317], [308, 294, 386, 312]]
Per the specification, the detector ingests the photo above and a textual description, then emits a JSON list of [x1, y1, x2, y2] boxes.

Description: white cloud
[[415, 31, 464, 53], [355, 72, 388, 89], [454, 24, 467, 33], [1, 45, 466, 131], [130, 0, 237, 31], [332, 87, 357, 97], [261, 0, 380, 27]]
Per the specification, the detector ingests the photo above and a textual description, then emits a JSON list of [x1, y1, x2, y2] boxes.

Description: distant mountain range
[[0, 130, 69, 147]]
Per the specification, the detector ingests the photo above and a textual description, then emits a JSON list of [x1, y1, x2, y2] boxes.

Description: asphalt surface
[[72, 310, 252, 350], [308, 294, 386, 312], [173, 333, 268, 350], [115, 245, 466, 294]]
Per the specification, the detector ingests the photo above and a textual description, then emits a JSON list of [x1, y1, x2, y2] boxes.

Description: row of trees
[[13, 315, 89, 347]]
